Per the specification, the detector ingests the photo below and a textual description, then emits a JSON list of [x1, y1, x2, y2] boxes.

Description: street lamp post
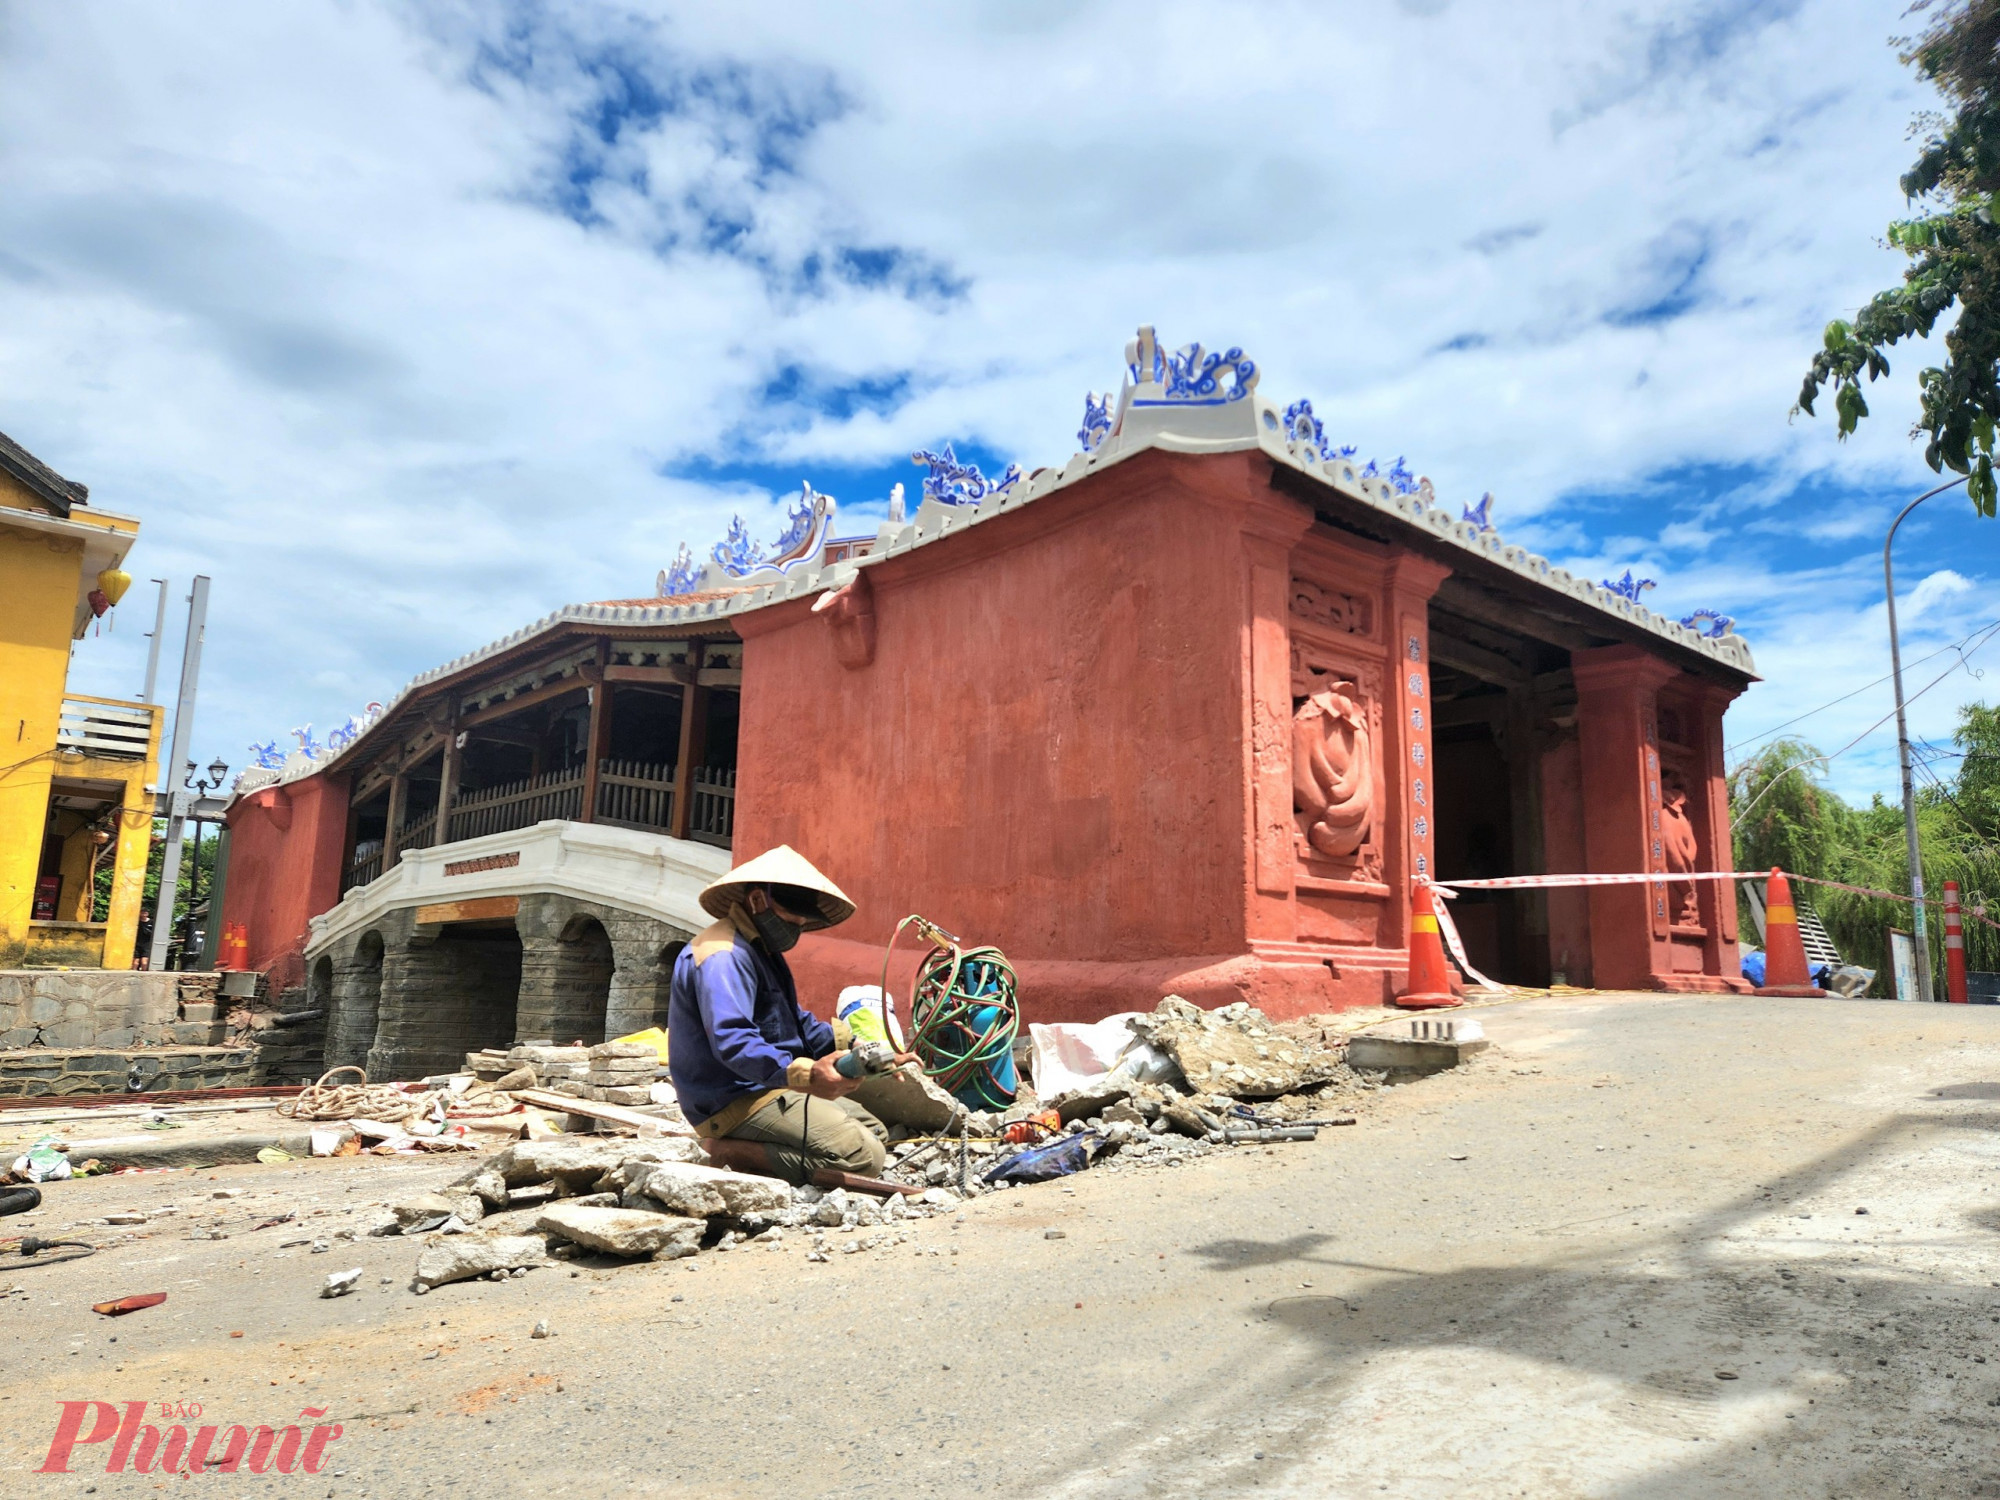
[[1885, 473, 1969, 1003], [177, 756, 230, 969]]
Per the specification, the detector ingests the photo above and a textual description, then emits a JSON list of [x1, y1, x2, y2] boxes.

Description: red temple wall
[[220, 768, 349, 996]]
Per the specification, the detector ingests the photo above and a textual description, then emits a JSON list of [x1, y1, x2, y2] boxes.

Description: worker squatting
[[667, 845, 893, 1183]]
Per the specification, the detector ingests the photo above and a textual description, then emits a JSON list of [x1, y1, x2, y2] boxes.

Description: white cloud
[[0, 0, 1988, 806]]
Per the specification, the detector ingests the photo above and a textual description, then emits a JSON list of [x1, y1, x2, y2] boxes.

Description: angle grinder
[[832, 1038, 898, 1079]]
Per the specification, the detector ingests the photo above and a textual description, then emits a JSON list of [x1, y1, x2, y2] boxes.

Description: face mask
[[750, 903, 801, 955]]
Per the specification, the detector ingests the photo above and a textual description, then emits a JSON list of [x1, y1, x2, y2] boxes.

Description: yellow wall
[[0, 469, 156, 969]]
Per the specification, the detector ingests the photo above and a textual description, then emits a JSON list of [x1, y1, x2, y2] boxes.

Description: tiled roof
[[0, 429, 88, 517], [588, 590, 750, 607]]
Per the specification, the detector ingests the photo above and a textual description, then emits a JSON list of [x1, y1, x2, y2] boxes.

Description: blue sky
[[2, 0, 1993, 806]]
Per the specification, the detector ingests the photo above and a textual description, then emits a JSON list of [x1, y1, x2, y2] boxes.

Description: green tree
[[1796, 1, 2000, 513]]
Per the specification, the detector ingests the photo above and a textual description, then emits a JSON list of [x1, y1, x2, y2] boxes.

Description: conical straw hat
[[698, 844, 856, 927]]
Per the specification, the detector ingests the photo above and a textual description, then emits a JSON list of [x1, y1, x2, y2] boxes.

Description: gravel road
[[3, 988, 1998, 1498]]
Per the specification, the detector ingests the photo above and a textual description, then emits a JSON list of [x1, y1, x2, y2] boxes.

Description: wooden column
[[1506, 682, 1548, 975], [382, 771, 408, 865], [435, 712, 462, 847], [670, 682, 709, 841], [580, 669, 612, 825]]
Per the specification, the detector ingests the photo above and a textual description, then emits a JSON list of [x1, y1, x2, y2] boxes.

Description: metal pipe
[[1885, 475, 1968, 1004], [148, 576, 210, 972], [138, 579, 169, 703]]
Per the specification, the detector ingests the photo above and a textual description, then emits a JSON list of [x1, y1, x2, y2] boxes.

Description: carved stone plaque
[[1290, 578, 1373, 637]]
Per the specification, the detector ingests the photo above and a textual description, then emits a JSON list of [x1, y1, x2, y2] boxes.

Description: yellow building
[[0, 431, 162, 969]]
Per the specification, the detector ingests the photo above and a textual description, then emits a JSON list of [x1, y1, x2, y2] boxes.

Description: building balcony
[[56, 695, 159, 761]]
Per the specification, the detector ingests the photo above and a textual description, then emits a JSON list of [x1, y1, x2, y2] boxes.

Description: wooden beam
[[414, 895, 520, 925], [510, 1088, 692, 1137], [1428, 633, 1531, 687], [1431, 578, 1609, 654], [457, 676, 589, 731], [603, 662, 695, 686], [669, 682, 708, 841], [579, 642, 611, 824]]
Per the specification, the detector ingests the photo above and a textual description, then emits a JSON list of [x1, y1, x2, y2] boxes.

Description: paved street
[[5, 989, 2000, 1498]]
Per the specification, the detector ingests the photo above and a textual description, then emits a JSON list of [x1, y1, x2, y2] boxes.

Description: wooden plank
[[510, 1088, 693, 1137], [413, 895, 520, 925]]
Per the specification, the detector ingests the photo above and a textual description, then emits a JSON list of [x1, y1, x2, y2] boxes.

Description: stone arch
[[367, 908, 523, 1081], [515, 893, 692, 1043], [521, 913, 614, 1047], [324, 929, 384, 1073]]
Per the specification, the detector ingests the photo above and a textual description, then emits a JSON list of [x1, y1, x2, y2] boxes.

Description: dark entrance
[[1426, 580, 1578, 987]]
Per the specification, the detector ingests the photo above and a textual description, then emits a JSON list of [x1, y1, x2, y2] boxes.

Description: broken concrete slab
[[584, 1048, 656, 1072], [1050, 1079, 1131, 1125], [850, 1063, 967, 1132], [1128, 996, 1343, 1099], [536, 1203, 705, 1260], [1345, 1024, 1489, 1078], [395, 1190, 485, 1230], [482, 1136, 705, 1188], [628, 1161, 793, 1218], [413, 1233, 548, 1290]]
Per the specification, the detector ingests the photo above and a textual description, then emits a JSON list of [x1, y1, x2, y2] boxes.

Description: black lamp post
[[177, 757, 230, 969]]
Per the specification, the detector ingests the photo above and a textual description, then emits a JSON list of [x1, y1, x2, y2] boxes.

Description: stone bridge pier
[[313, 892, 694, 1083]]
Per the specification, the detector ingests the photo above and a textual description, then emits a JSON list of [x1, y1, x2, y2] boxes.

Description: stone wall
[[0, 1044, 255, 1097], [0, 970, 222, 1049]]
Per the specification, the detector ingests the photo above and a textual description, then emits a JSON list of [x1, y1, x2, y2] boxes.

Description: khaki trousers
[[725, 1092, 887, 1185]]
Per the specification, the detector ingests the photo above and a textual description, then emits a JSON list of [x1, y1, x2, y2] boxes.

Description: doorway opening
[[1426, 582, 1577, 987]]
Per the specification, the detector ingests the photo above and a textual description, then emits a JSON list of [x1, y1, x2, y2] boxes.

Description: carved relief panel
[[1289, 640, 1385, 887]]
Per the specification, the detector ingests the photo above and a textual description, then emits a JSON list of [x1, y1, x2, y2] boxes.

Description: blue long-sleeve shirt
[[667, 930, 834, 1128]]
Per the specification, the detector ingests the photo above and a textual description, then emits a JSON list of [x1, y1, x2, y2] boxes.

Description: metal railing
[[446, 766, 584, 843], [57, 695, 156, 760], [596, 759, 674, 832], [689, 766, 735, 848]]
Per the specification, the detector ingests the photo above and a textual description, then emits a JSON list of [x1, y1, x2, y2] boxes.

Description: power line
[[1725, 616, 2000, 759], [1731, 637, 2000, 827]]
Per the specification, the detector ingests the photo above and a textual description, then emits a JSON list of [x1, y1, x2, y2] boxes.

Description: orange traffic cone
[[1755, 868, 1826, 997], [1397, 880, 1463, 1009]]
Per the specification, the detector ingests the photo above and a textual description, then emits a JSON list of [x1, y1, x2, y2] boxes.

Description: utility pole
[[148, 576, 210, 972], [1884, 475, 1968, 1003], [138, 578, 169, 703]]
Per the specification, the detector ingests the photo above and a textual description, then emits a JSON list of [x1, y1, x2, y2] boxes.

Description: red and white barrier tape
[[1415, 867, 2000, 981], [1434, 869, 1766, 891]]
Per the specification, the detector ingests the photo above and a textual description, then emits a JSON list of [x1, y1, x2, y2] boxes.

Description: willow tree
[[1797, 1, 2000, 513]]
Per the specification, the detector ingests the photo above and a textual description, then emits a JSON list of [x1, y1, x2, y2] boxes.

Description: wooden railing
[[689, 766, 735, 848], [596, 759, 674, 832], [342, 760, 730, 886], [396, 809, 439, 854], [447, 766, 585, 843], [57, 695, 157, 760], [341, 844, 384, 894]]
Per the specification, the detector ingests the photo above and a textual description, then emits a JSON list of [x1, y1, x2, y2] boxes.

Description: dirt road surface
[[3, 988, 1998, 1498]]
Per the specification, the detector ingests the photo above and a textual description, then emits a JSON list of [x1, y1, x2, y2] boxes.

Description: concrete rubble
[[3, 992, 1443, 1302]]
